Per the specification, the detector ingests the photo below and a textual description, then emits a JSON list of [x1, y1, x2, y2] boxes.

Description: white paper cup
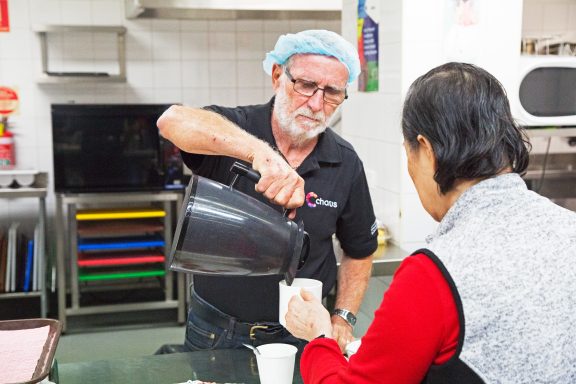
[[279, 278, 322, 327], [345, 339, 361, 357], [256, 343, 298, 384]]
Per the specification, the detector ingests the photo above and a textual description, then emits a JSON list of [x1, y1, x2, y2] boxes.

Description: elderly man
[[157, 30, 378, 351]]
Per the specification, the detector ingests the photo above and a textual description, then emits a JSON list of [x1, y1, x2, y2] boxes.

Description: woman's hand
[[285, 289, 333, 341]]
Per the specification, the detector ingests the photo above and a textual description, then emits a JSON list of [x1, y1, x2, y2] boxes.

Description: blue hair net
[[263, 30, 360, 85]]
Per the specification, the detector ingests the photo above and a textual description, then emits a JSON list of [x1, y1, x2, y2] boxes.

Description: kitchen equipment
[[509, 55, 576, 127], [169, 162, 309, 285]]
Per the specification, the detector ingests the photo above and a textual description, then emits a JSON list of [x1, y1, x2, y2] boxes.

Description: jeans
[[183, 291, 307, 352]]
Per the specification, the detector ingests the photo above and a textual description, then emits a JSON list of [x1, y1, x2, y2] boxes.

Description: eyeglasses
[[284, 68, 348, 105]]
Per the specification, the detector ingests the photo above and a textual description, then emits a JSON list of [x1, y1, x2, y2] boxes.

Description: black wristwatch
[[332, 308, 357, 328]]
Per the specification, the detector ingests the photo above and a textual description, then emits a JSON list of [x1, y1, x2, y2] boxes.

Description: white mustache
[[295, 107, 325, 123]]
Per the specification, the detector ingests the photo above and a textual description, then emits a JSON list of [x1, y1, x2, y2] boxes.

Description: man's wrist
[[332, 308, 357, 328]]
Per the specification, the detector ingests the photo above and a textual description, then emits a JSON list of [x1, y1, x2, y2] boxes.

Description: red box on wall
[[0, 0, 9, 33]]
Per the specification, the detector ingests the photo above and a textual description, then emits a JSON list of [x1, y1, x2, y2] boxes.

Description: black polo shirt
[[182, 98, 378, 322]]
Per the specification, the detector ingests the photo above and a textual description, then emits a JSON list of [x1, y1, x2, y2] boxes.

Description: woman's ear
[[416, 134, 437, 171]]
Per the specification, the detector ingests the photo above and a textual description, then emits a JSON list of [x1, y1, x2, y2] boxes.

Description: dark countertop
[[54, 349, 303, 384]]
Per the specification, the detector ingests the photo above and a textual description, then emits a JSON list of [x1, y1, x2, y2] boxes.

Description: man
[[157, 30, 378, 352]]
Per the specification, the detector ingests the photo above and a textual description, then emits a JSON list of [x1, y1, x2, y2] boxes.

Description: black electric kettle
[[169, 162, 310, 285]]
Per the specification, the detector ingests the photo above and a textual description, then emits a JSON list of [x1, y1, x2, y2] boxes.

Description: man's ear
[[271, 63, 283, 90], [416, 134, 437, 171]]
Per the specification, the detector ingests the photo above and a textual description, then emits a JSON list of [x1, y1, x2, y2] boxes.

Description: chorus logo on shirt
[[306, 192, 338, 209]]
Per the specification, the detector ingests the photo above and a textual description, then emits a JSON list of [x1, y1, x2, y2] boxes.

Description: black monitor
[[51, 104, 184, 193]]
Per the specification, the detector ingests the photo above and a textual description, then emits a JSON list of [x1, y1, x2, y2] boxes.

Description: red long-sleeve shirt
[[300, 253, 459, 383]]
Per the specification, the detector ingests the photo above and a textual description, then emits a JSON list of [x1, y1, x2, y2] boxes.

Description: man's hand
[[250, 147, 305, 214], [331, 314, 355, 352]]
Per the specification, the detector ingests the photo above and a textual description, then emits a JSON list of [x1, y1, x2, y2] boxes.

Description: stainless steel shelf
[[33, 25, 127, 84], [0, 188, 47, 198]]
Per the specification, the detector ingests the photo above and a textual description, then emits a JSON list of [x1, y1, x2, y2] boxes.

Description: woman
[[285, 62, 576, 383]]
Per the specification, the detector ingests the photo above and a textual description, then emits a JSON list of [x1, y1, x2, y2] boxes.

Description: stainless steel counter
[[336, 243, 407, 277], [370, 243, 407, 276]]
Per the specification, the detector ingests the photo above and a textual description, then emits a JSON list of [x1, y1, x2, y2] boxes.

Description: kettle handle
[[297, 232, 310, 270], [230, 161, 261, 184], [230, 161, 292, 218]]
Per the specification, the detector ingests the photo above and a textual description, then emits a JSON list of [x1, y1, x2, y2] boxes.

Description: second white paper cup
[[256, 343, 298, 384], [278, 278, 322, 327]]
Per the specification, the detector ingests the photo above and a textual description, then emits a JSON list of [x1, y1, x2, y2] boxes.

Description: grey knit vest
[[425, 173, 576, 383]]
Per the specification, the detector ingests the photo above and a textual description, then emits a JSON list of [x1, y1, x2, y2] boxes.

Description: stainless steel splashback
[[125, 0, 342, 20]]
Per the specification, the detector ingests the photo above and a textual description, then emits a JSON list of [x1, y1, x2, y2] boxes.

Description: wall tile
[[125, 30, 153, 61], [0, 59, 33, 85], [181, 32, 209, 60], [126, 60, 154, 87], [399, 193, 438, 243], [152, 19, 180, 32], [209, 20, 236, 33], [208, 60, 237, 88], [124, 87, 156, 103], [182, 88, 211, 107], [236, 32, 265, 60], [542, 3, 570, 33], [152, 61, 182, 88], [153, 88, 182, 104], [210, 88, 237, 107], [289, 19, 318, 33], [569, 4, 576, 31], [90, 0, 123, 25], [29, 0, 62, 25], [522, 1, 543, 35], [182, 60, 210, 87], [263, 20, 290, 32], [236, 88, 266, 106], [236, 20, 264, 32], [92, 32, 120, 60], [0, 30, 33, 60], [180, 20, 209, 32], [7, 0, 31, 30], [61, 0, 91, 25], [236, 60, 264, 87], [373, 188, 401, 242], [122, 19, 153, 32], [152, 32, 181, 61], [93, 83, 126, 103], [208, 32, 237, 60]]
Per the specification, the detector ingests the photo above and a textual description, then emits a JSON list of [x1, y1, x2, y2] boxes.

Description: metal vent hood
[[125, 0, 342, 20]]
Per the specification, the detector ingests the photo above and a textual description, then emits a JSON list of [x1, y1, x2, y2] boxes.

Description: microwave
[[510, 56, 576, 127]]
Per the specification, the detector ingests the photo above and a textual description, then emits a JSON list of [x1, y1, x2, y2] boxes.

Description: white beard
[[274, 84, 330, 146]]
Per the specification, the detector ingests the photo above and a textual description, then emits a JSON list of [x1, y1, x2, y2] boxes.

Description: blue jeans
[[184, 292, 307, 352]]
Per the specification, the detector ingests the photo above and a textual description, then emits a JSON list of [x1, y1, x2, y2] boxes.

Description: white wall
[[342, 0, 523, 251], [0, 0, 340, 229]]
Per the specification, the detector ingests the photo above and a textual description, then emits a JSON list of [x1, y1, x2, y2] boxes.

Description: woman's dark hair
[[402, 62, 530, 194]]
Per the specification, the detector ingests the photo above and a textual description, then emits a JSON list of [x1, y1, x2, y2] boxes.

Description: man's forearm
[[157, 105, 271, 162], [334, 254, 373, 314], [156, 105, 305, 210]]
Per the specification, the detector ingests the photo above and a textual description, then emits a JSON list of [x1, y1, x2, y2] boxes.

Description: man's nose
[[306, 89, 325, 112]]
